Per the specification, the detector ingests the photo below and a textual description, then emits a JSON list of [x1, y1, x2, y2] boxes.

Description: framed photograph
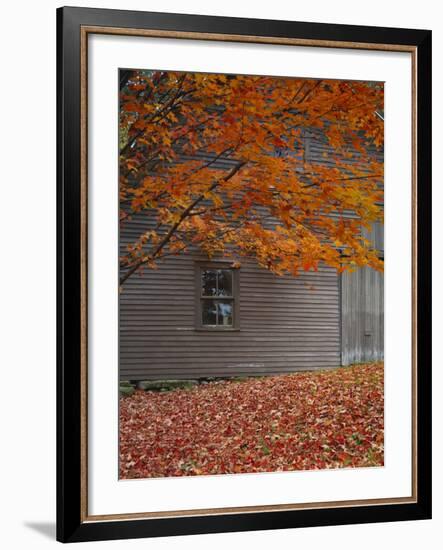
[[57, 6, 432, 543]]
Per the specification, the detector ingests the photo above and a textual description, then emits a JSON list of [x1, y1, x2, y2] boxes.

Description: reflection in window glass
[[200, 267, 236, 328], [202, 270, 217, 296], [217, 301, 233, 325], [217, 270, 233, 296], [202, 299, 217, 325]]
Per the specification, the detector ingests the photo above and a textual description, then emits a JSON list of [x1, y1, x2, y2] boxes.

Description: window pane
[[217, 270, 233, 296], [201, 270, 217, 296], [217, 301, 233, 326], [202, 299, 217, 325]]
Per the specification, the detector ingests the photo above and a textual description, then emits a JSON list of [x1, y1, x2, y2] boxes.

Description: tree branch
[[120, 160, 246, 285]]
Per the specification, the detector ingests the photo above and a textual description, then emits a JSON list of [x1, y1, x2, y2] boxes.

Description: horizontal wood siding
[[119, 129, 383, 379], [119, 240, 341, 380]]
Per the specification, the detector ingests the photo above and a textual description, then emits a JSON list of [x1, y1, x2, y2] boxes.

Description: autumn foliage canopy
[[119, 70, 384, 285]]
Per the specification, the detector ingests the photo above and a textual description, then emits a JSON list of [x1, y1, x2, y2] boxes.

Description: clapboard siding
[[119, 250, 341, 380], [119, 129, 383, 380]]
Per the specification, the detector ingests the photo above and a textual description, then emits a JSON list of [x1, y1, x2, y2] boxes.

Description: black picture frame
[[57, 6, 432, 543]]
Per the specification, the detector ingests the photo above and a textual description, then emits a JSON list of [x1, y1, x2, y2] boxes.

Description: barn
[[119, 131, 384, 382]]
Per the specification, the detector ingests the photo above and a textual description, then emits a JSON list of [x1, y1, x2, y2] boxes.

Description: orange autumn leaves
[[119, 71, 384, 285], [119, 362, 384, 478]]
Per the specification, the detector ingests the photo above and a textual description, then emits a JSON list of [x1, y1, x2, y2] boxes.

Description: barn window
[[196, 264, 239, 330]]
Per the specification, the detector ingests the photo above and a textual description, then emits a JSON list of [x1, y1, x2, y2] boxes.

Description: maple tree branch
[[120, 75, 188, 155], [297, 80, 323, 104], [301, 173, 383, 189], [119, 71, 384, 282], [187, 202, 238, 217], [120, 113, 222, 179], [181, 146, 236, 179], [120, 160, 246, 285], [287, 81, 307, 105]]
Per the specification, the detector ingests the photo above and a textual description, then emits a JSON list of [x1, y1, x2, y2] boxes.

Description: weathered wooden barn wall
[[306, 129, 384, 366], [119, 130, 384, 380], [340, 222, 384, 365], [341, 267, 384, 366], [119, 249, 341, 380]]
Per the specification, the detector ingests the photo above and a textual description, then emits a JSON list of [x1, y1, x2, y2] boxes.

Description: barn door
[[341, 266, 384, 366]]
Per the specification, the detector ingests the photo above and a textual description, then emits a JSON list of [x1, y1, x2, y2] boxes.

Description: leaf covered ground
[[119, 362, 384, 479]]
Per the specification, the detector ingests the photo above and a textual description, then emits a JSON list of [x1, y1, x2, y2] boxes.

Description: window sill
[[195, 327, 241, 332]]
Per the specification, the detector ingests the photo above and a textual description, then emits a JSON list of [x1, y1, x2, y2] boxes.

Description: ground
[[119, 362, 384, 479]]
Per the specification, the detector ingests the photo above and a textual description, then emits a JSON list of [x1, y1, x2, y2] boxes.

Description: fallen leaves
[[119, 362, 384, 479]]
